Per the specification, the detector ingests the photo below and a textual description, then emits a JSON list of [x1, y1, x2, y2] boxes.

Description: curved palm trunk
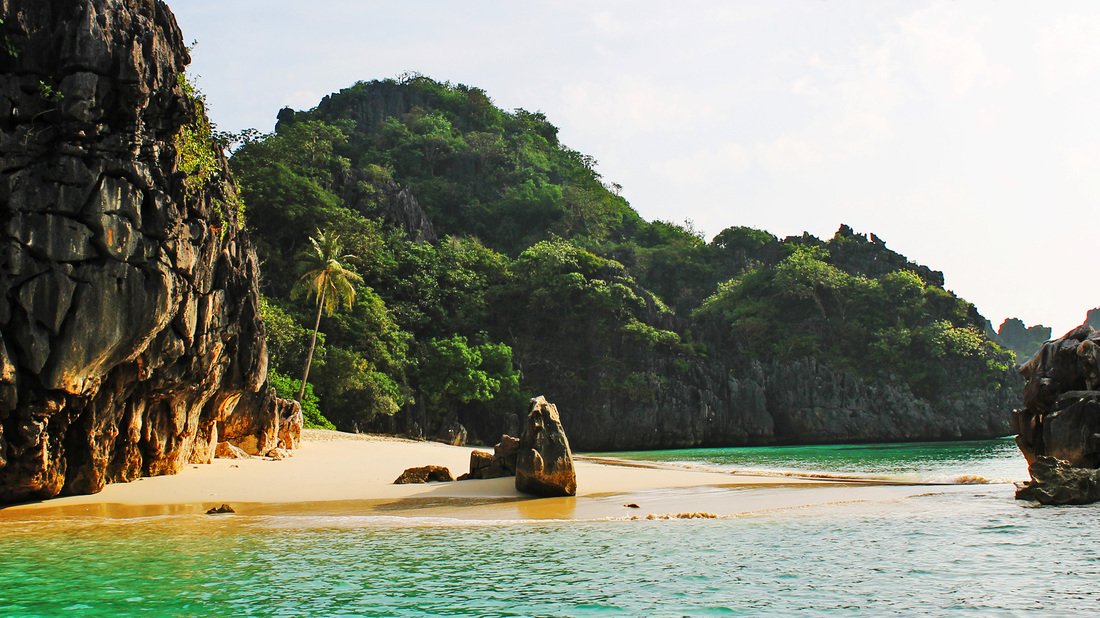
[[297, 280, 327, 402]]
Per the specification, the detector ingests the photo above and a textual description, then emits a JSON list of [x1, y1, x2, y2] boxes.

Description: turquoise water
[[607, 437, 1029, 483], [3, 439, 1097, 616]]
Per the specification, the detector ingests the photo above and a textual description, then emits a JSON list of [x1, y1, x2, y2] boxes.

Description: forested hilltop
[[228, 75, 1020, 450]]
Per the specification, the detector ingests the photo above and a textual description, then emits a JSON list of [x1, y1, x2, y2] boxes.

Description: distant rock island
[[0, 0, 1052, 506], [236, 79, 1022, 450], [988, 308, 1100, 367], [989, 318, 1051, 366]]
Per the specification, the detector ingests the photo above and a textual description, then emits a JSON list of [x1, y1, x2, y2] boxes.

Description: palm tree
[[291, 230, 363, 402]]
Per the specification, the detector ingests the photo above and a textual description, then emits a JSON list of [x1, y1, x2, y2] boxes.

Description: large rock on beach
[[277, 398, 304, 450], [0, 0, 294, 504], [515, 397, 577, 497], [459, 434, 521, 480], [1015, 456, 1100, 505], [1014, 325, 1100, 504], [394, 465, 453, 484]]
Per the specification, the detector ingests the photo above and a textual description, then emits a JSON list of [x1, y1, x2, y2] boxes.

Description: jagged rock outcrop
[[828, 224, 944, 288], [990, 318, 1051, 367], [1016, 456, 1100, 505], [458, 434, 519, 480], [1014, 325, 1100, 504], [276, 397, 302, 450], [380, 181, 435, 244], [515, 397, 576, 497], [0, 0, 291, 503]]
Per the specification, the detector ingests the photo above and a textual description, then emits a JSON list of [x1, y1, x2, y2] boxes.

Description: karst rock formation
[[515, 396, 577, 497], [0, 0, 296, 504], [1014, 324, 1100, 504]]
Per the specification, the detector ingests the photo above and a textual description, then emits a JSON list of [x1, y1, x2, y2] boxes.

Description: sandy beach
[[0, 429, 973, 522]]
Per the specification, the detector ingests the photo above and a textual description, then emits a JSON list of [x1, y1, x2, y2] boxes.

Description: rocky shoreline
[[1014, 324, 1100, 504], [0, 0, 294, 503]]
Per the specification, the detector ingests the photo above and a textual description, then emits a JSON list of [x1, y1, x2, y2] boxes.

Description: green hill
[[228, 75, 1019, 448]]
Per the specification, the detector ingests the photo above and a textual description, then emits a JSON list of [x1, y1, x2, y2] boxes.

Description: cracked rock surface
[[0, 0, 293, 503]]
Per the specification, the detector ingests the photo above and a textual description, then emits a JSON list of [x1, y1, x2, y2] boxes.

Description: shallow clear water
[[606, 437, 1029, 483], [3, 439, 1095, 616]]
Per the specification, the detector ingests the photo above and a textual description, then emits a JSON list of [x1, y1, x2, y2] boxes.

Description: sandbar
[[0, 429, 981, 522]]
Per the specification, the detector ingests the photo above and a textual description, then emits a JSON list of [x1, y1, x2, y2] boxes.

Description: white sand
[[0, 429, 966, 521]]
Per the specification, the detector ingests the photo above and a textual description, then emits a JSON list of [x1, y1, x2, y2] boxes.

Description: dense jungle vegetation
[[226, 75, 1015, 440]]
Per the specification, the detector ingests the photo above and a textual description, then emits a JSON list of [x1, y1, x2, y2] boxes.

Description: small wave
[[953, 474, 990, 484], [601, 512, 723, 521], [250, 515, 575, 529], [612, 457, 1023, 486]]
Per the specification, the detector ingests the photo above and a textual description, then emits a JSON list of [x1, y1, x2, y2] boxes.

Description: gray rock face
[[1015, 456, 1100, 506], [381, 181, 436, 244], [0, 0, 291, 503], [499, 347, 1018, 453], [515, 397, 576, 497], [1014, 325, 1100, 504]]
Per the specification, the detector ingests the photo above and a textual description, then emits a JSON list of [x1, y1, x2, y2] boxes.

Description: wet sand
[[0, 429, 974, 522]]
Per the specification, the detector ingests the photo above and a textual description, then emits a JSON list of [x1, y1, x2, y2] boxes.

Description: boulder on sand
[[394, 466, 454, 484], [458, 435, 521, 480], [515, 396, 577, 497]]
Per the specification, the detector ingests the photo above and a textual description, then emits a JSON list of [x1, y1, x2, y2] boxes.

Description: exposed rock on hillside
[[0, 0, 289, 503], [1014, 325, 1100, 504]]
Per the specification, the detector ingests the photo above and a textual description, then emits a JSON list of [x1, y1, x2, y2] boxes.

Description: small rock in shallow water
[[625, 503, 640, 508], [206, 504, 235, 514]]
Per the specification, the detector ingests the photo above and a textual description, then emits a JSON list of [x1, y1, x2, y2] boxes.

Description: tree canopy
[[229, 75, 1014, 441]]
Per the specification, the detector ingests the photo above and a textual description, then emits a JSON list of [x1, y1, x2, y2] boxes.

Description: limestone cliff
[[491, 348, 1018, 452], [0, 0, 290, 503], [1014, 325, 1100, 504]]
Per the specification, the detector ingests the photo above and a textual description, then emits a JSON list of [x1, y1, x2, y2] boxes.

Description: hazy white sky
[[174, 1, 1098, 336]]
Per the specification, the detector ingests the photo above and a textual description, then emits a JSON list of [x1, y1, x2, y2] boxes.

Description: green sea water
[[605, 437, 1030, 484], [3, 439, 1096, 616]]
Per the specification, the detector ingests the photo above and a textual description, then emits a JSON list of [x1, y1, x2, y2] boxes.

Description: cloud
[[896, 1, 1011, 98], [559, 77, 718, 139], [757, 40, 898, 174], [1036, 15, 1100, 85], [654, 142, 751, 184], [282, 90, 322, 112]]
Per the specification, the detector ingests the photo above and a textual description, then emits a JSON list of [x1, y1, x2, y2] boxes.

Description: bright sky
[[174, 0, 1098, 337]]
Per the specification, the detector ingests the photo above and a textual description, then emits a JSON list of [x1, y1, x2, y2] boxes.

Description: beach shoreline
[[0, 429, 998, 523]]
